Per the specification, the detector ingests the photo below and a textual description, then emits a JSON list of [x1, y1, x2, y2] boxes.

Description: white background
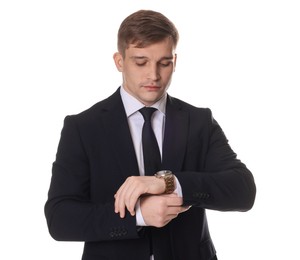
[[1, 0, 299, 259]]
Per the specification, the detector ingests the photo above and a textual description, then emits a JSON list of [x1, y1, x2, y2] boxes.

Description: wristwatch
[[155, 170, 175, 194]]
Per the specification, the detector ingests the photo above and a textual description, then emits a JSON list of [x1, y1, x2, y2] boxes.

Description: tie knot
[[139, 107, 157, 121]]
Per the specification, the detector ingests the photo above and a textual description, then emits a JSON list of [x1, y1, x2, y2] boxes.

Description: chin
[[145, 99, 161, 106]]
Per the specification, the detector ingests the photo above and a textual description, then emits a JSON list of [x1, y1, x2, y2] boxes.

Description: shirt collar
[[120, 85, 167, 117]]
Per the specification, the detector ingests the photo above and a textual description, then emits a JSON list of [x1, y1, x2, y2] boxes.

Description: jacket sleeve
[[175, 109, 256, 211], [44, 116, 138, 242]]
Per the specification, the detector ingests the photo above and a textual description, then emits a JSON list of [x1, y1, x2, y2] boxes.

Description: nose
[[147, 64, 161, 81]]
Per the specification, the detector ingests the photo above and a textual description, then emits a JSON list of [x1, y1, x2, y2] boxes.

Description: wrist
[[155, 170, 176, 194]]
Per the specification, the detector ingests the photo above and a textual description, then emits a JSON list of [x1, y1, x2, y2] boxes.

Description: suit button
[[109, 227, 128, 238], [205, 194, 210, 199], [193, 192, 200, 198], [193, 192, 210, 200]]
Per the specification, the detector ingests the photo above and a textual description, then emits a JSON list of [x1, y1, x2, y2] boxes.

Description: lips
[[143, 85, 160, 90]]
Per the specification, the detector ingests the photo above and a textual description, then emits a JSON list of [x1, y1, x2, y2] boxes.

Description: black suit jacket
[[45, 88, 256, 260]]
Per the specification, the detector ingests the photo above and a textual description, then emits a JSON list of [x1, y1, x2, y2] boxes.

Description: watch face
[[156, 170, 172, 177]]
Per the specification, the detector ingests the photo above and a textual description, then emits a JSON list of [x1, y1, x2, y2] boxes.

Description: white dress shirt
[[120, 86, 182, 226]]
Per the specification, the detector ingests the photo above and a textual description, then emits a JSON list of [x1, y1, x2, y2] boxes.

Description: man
[[45, 10, 256, 260]]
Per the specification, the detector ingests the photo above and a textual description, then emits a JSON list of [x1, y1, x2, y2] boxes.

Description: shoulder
[[60, 88, 124, 135], [167, 95, 213, 120], [67, 88, 122, 121]]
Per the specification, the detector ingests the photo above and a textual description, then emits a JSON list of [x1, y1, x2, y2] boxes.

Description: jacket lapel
[[100, 90, 189, 178], [101, 89, 140, 179], [162, 96, 189, 172]]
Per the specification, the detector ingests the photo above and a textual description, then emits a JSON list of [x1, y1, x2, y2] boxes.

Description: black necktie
[[139, 107, 161, 176]]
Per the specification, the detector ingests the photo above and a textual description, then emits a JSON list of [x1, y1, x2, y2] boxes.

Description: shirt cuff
[[174, 176, 183, 197], [136, 199, 147, 226]]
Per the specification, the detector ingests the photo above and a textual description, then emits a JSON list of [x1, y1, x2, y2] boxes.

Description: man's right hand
[[140, 194, 190, 228], [114, 176, 166, 218]]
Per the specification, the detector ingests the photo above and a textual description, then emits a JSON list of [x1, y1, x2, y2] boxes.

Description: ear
[[173, 53, 177, 72], [113, 52, 124, 72]]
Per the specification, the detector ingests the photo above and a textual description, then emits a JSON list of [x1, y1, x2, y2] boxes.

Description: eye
[[159, 62, 172, 67], [136, 62, 147, 66]]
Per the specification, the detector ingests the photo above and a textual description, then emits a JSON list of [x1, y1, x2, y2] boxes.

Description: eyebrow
[[130, 56, 174, 61]]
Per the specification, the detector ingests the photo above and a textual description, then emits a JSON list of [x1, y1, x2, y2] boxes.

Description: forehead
[[125, 38, 175, 59]]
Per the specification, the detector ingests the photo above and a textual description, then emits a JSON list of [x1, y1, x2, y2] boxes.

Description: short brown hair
[[117, 10, 179, 56]]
